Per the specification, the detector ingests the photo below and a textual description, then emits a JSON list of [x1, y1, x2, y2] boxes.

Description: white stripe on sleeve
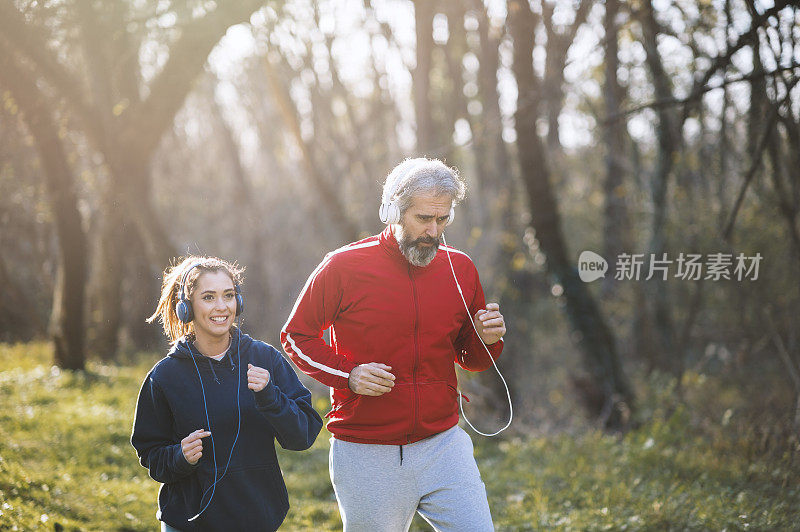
[[284, 332, 350, 378]]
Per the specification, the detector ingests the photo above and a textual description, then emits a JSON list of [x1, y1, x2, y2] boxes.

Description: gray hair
[[382, 158, 467, 215]]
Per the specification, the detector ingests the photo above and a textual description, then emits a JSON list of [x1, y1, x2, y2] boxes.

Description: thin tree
[[0, 53, 88, 370], [508, 0, 634, 428]]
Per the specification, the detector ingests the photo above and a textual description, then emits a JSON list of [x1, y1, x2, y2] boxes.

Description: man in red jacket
[[282, 158, 506, 531]]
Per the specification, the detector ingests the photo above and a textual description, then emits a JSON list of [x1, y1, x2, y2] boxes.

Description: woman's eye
[[224, 293, 234, 299], [203, 295, 213, 301]]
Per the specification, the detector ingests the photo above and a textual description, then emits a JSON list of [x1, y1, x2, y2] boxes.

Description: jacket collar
[[379, 225, 406, 263], [379, 225, 443, 269]]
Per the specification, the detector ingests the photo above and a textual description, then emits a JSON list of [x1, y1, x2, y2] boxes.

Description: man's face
[[395, 192, 453, 267]]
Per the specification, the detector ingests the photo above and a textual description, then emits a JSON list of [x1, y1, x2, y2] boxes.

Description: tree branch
[[122, 1, 265, 156], [601, 65, 799, 125], [722, 77, 799, 241], [680, 0, 792, 122], [259, 51, 360, 242], [0, 1, 104, 142]]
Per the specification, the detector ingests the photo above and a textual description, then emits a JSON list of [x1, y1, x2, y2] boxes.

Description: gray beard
[[397, 227, 440, 267]]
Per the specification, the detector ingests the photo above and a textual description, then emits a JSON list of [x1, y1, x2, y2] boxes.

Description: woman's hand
[[247, 363, 271, 392], [181, 429, 211, 465]]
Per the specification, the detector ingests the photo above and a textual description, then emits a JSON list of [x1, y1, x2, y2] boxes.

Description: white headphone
[[379, 158, 455, 226]]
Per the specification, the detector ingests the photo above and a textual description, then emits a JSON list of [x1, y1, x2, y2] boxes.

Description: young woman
[[131, 256, 323, 531]]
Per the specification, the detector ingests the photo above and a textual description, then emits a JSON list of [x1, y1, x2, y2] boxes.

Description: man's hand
[[247, 363, 271, 392], [474, 303, 505, 345], [348, 363, 395, 396]]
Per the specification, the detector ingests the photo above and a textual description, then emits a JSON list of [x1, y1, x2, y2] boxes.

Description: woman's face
[[189, 270, 237, 343]]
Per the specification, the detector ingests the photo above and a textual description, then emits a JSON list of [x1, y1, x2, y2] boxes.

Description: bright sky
[[201, 0, 797, 160]]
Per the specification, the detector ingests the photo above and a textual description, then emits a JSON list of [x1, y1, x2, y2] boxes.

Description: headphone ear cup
[[446, 206, 455, 226], [235, 286, 244, 316], [387, 202, 401, 224], [379, 202, 401, 225], [176, 298, 193, 323]]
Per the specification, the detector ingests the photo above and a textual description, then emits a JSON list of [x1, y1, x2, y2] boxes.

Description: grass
[[1, 342, 799, 531]]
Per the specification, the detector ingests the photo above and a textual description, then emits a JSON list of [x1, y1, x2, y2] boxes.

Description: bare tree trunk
[[440, 0, 526, 414], [413, 0, 435, 154], [638, 0, 680, 373], [91, 152, 176, 358], [541, 0, 593, 156], [509, 0, 633, 428], [0, 55, 88, 370], [747, 44, 769, 163], [757, 11, 800, 264], [472, 0, 512, 191], [602, 0, 631, 296], [541, 3, 563, 154], [718, 83, 731, 229], [105, 152, 177, 264], [766, 126, 800, 258], [468, 0, 517, 263], [124, 228, 162, 353], [91, 186, 125, 360], [441, 1, 469, 166]]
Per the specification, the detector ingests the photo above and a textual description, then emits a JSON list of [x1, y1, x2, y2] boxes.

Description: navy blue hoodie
[[131, 330, 323, 531]]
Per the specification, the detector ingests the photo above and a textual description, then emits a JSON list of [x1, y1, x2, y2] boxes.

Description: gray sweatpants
[[329, 425, 494, 532]]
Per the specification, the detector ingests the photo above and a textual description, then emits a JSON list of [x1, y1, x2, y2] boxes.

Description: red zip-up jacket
[[281, 227, 503, 445]]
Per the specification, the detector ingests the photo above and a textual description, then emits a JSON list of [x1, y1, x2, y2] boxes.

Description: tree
[[413, 0, 436, 154], [602, 0, 632, 296], [0, 0, 268, 360], [0, 52, 88, 369], [508, 0, 634, 428]]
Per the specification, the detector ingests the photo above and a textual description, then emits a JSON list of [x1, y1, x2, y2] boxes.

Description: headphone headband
[[178, 262, 203, 302], [379, 159, 455, 226], [382, 159, 428, 205]]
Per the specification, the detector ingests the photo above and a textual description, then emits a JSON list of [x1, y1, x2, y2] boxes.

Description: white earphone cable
[[442, 233, 513, 437]]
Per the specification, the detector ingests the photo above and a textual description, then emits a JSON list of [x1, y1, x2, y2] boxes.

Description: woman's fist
[[247, 363, 270, 392]]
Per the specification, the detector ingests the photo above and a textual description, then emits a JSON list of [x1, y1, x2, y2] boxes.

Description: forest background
[[1, 0, 799, 529]]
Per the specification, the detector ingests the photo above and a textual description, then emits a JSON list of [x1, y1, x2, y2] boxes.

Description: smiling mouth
[[210, 316, 228, 324]]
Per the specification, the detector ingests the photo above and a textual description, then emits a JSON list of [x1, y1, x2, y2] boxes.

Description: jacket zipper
[[409, 264, 420, 442]]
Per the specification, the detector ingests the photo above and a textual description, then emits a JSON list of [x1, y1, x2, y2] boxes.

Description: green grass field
[[1, 342, 798, 531]]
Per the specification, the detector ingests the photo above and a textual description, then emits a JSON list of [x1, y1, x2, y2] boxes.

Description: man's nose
[[425, 222, 438, 237]]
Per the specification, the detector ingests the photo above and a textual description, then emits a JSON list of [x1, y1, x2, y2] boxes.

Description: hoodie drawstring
[[399, 445, 403, 465], [208, 360, 221, 384]]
